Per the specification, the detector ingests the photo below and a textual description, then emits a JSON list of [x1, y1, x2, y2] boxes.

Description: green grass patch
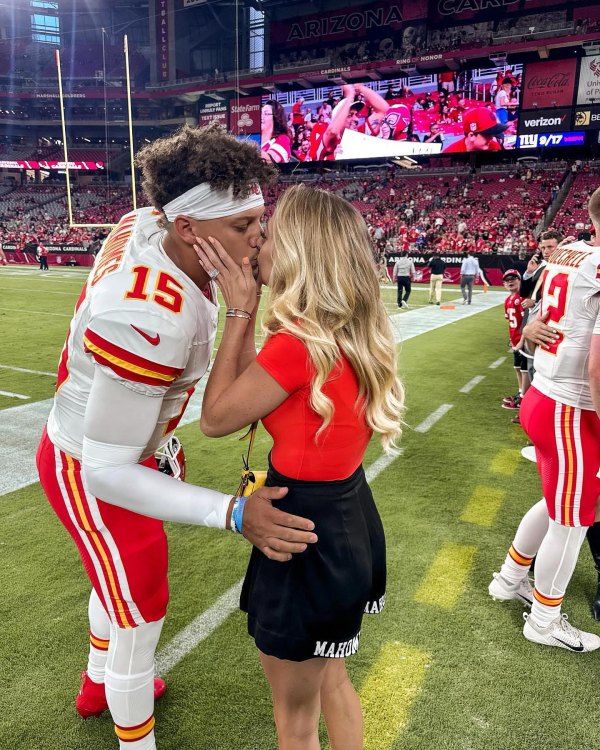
[[1, 268, 597, 750]]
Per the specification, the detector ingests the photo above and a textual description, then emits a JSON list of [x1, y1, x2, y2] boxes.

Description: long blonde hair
[[263, 185, 404, 454]]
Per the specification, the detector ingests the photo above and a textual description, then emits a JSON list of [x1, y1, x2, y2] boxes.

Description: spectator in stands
[[494, 78, 513, 124], [0, 238, 7, 266], [459, 250, 481, 305], [423, 122, 444, 146], [428, 254, 446, 305], [261, 100, 292, 164], [443, 109, 507, 153], [392, 250, 416, 308], [308, 84, 359, 161], [353, 83, 389, 137]]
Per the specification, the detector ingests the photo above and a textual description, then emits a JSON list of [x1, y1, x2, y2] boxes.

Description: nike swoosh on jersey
[[552, 636, 584, 652], [130, 324, 160, 346]]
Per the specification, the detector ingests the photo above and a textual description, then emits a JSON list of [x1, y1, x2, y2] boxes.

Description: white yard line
[[0, 364, 56, 376], [0, 286, 79, 296], [459, 375, 485, 394], [0, 306, 72, 317], [489, 356, 507, 369], [414, 404, 454, 433], [156, 582, 243, 674], [0, 390, 30, 400]]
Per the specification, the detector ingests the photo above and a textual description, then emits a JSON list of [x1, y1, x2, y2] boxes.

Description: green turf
[[1, 266, 597, 750]]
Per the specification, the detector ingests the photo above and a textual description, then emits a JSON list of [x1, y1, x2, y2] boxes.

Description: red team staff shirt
[[256, 332, 372, 481], [504, 292, 524, 347]]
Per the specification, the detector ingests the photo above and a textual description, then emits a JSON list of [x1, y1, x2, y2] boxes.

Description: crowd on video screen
[[260, 65, 522, 163]]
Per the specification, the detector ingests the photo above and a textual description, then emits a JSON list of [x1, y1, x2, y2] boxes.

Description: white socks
[[106, 617, 164, 749], [500, 499, 548, 584], [530, 520, 587, 628], [86, 589, 110, 684]]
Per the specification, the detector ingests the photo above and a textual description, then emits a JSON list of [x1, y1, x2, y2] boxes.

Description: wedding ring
[[208, 268, 220, 280]]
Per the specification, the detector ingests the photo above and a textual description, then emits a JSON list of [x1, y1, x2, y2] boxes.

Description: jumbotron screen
[[260, 64, 524, 162]]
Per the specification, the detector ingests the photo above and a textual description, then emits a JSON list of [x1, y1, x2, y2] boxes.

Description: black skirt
[[240, 460, 386, 662]]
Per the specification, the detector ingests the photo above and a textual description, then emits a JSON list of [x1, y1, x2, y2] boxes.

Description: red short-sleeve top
[[256, 332, 372, 480]]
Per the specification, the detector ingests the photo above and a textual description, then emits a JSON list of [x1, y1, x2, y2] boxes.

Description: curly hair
[[135, 124, 276, 219]]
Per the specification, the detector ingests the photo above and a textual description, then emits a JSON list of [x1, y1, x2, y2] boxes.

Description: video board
[[260, 63, 524, 162]]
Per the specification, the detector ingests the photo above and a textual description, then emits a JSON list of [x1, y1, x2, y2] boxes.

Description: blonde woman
[[194, 185, 404, 750]]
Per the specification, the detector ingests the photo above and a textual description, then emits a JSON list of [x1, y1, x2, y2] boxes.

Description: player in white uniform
[[36, 125, 317, 750], [488, 187, 600, 652]]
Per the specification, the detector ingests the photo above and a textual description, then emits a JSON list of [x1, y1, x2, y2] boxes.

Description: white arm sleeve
[[81, 367, 231, 528]]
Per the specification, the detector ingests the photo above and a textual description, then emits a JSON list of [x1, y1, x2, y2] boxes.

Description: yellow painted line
[[361, 642, 431, 750], [489, 448, 520, 476], [414, 543, 477, 609], [460, 485, 506, 528]]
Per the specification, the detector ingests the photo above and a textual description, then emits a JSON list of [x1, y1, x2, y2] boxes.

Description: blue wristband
[[231, 496, 247, 534]]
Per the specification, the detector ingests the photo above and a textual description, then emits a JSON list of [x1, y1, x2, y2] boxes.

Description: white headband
[[162, 182, 264, 222]]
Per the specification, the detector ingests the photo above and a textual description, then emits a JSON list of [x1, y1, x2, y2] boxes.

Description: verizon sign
[[229, 97, 261, 135], [577, 55, 600, 106], [518, 108, 572, 135], [521, 59, 577, 110]]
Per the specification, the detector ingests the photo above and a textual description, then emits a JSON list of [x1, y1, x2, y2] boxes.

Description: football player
[[36, 125, 317, 750], [489, 187, 600, 651]]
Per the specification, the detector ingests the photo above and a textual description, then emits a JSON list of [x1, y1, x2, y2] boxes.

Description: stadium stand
[[0, 162, 583, 256]]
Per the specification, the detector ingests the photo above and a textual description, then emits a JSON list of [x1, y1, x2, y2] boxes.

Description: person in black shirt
[[428, 255, 446, 305]]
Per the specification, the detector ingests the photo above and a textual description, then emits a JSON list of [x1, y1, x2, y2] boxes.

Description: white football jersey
[[533, 241, 600, 410], [47, 208, 219, 459]]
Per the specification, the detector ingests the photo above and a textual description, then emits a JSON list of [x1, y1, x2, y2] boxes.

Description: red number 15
[[125, 265, 184, 314]]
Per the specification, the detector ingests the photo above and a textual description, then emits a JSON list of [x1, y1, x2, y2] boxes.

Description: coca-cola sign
[[521, 59, 577, 110], [577, 55, 600, 106]]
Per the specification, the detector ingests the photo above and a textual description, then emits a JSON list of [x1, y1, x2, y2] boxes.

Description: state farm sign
[[521, 59, 577, 110], [228, 97, 261, 135]]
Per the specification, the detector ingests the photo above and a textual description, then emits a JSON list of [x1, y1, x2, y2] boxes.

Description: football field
[[1, 266, 598, 750]]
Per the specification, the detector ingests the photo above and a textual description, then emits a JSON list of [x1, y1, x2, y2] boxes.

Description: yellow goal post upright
[[55, 34, 137, 230]]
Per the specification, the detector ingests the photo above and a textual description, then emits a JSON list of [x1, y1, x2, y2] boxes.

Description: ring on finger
[[207, 268, 220, 280]]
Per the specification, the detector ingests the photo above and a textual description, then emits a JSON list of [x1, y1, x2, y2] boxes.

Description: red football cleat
[[75, 671, 167, 718]]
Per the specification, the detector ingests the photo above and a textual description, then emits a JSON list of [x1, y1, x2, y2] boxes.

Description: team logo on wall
[[573, 107, 600, 130], [575, 110, 591, 126]]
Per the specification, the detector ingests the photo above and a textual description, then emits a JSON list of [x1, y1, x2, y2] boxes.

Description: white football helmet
[[155, 435, 186, 481]]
